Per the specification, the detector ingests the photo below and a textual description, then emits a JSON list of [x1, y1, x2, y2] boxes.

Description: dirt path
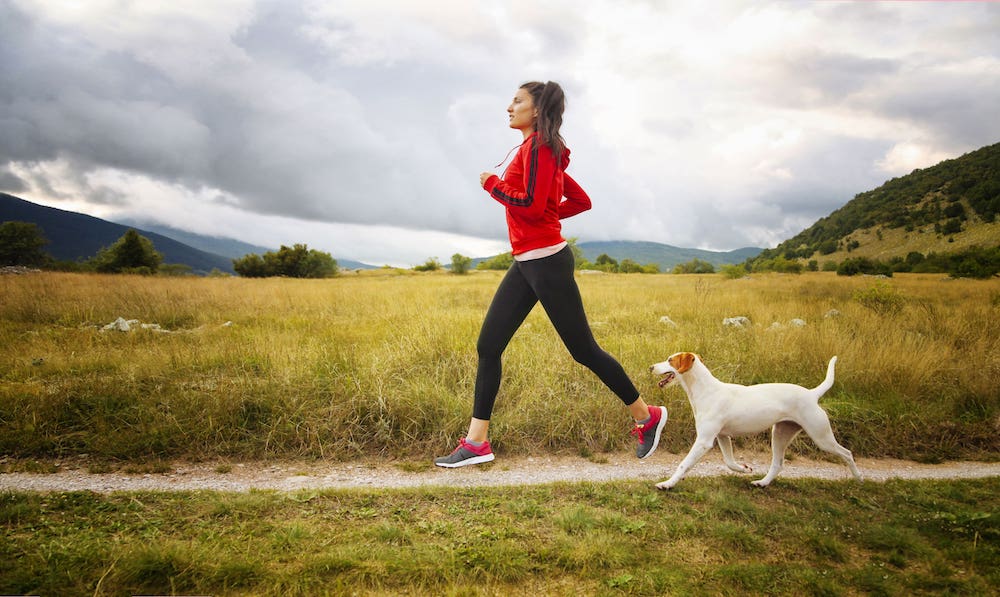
[[2, 453, 998, 493]]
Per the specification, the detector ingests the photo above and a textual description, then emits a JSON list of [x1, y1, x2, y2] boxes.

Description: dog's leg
[[752, 421, 802, 487], [717, 435, 752, 474], [800, 411, 863, 482], [656, 435, 716, 490]]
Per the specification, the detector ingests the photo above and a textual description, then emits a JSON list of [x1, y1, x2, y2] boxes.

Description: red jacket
[[482, 132, 591, 255]]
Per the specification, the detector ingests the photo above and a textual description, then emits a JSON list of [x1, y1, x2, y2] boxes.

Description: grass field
[[1, 270, 998, 464], [2, 477, 998, 596], [1, 270, 999, 595]]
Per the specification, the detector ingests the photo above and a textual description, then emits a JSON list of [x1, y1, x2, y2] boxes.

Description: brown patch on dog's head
[[669, 352, 699, 374]]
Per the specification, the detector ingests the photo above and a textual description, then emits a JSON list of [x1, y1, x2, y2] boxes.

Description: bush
[[90, 229, 162, 274], [413, 258, 441, 272], [476, 252, 513, 270], [852, 281, 905, 315], [720, 264, 747, 279], [673, 258, 715, 274], [233, 244, 338, 278], [837, 257, 892, 277], [751, 256, 803, 274], [0, 221, 50, 266], [450, 253, 472, 275]]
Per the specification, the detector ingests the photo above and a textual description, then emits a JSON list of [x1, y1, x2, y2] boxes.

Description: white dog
[[650, 352, 862, 489]]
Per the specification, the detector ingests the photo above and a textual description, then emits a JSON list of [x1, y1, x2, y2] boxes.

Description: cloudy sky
[[2, 1, 998, 266]]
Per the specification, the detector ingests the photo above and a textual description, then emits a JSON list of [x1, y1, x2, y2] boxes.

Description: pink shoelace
[[630, 422, 648, 444]]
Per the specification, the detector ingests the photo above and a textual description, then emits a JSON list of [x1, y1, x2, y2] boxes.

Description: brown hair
[[520, 81, 566, 161]]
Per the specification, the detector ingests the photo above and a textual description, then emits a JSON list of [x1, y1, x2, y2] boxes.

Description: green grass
[[1, 271, 998, 464], [1, 477, 997, 595]]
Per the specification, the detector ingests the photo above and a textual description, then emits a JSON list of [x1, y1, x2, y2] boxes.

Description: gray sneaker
[[434, 438, 495, 468], [632, 406, 668, 459]]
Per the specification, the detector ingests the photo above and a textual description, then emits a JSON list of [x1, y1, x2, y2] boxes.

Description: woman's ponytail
[[521, 80, 566, 162]]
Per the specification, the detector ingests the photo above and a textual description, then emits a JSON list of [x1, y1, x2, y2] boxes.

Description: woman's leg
[[470, 262, 539, 427], [519, 247, 641, 408], [436, 263, 538, 466], [519, 247, 667, 458]]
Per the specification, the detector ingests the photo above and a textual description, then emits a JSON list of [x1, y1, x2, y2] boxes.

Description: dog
[[649, 352, 862, 489]]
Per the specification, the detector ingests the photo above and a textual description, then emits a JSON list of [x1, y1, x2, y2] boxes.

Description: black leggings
[[473, 245, 640, 420]]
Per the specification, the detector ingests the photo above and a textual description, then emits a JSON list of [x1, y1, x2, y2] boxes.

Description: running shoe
[[434, 438, 495, 468], [632, 405, 668, 459]]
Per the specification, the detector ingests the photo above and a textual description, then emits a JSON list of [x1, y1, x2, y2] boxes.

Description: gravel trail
[[2, 453, 998, 493]]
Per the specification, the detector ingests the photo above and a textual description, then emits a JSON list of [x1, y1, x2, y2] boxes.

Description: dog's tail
[[812, 356, 837, 400]]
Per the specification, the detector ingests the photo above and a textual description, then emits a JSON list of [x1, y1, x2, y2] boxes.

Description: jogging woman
[[435, 81, 667, 468]]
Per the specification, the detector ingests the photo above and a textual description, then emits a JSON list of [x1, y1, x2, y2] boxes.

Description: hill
[[751, 141, 1000, 267], [470, 241, 761, 271], [118, 220, 378, 270], [1, 194, 379, 272], [1, 193, 236, 274], [116, 220, 276, 261], [577, 240, 760, 270]]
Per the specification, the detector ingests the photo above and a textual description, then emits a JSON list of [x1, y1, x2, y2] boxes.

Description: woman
[[435, 81, 667, 468]]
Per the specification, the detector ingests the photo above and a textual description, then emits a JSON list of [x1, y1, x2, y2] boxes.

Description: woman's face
[[507, 87, 536, 132]]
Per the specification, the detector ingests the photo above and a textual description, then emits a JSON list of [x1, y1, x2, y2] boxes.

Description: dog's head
[[650, 352, 700, 388]]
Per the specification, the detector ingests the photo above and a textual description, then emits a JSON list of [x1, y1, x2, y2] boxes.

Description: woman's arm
[[559, 172, 591, 219], [482, 137, 555, 218]]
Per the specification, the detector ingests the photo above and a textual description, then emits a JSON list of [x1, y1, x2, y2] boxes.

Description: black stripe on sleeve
[[490, 137, 538, 207]]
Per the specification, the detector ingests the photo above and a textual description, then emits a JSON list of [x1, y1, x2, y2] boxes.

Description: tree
[[566, 237, 584, 267], [476, 252, 513, 270], [233, 244, 338, 278], [673, 258, 715, 274], [90, 229, 162, 274], [594, 253, 619, 272], [450, 253, 472, 274], [0, 221, 50, 266]]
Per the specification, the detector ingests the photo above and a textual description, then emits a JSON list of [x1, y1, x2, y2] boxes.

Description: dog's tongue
[[658, 373, 674, 388]]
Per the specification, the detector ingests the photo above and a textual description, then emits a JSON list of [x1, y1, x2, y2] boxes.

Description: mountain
[[116, 220, 377, 270], [751, 141, 1000, 266], [577, 240, 761, 270], [470, 241, 761, 271], [1, 193, 236, 274], [2, 194, 382, 271], [116, 220, 275, 260]]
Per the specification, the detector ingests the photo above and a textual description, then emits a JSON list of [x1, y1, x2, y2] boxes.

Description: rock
[[723, 316, 751, 328], [102, 317, 132, 332], [659, 315, 678, 327]]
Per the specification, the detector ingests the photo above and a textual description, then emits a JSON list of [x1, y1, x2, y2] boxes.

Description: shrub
[[413, 258, 441, 272], [450, 253, 472, 275], [0, 221, 50, 266], [837, 257, 892, 277], [476, 252, 513, 270], [233, 244, 338, 278], [673, 258, 715, 274], [853, 281, 905, 315], [720, 264, 747, 279], [90, 229, 162, 274]]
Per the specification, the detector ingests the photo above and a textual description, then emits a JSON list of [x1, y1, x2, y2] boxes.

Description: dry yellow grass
[[1, 270, 998, 462]]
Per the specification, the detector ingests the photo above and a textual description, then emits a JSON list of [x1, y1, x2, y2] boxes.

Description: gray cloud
[[0, 166, 26, 193], [1, 0, 998, 260]]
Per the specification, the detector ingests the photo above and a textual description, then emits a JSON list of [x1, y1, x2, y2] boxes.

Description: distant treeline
[[743, 245, 1000, 279]]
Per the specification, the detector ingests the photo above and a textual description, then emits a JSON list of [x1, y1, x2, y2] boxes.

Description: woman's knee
[[476, 338, 502, 361], [568, 344, 604, 369]]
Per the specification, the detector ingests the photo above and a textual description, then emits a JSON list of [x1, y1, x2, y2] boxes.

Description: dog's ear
[[670, 352, 697, 374]]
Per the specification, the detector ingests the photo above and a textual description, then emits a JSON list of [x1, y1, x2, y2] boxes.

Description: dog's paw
[[741, 463, 753, 474], [655, 481, 675, 491], [750, 479, 771, 488]]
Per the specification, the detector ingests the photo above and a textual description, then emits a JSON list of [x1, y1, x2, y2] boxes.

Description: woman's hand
[[480, 172, 494, 188]]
